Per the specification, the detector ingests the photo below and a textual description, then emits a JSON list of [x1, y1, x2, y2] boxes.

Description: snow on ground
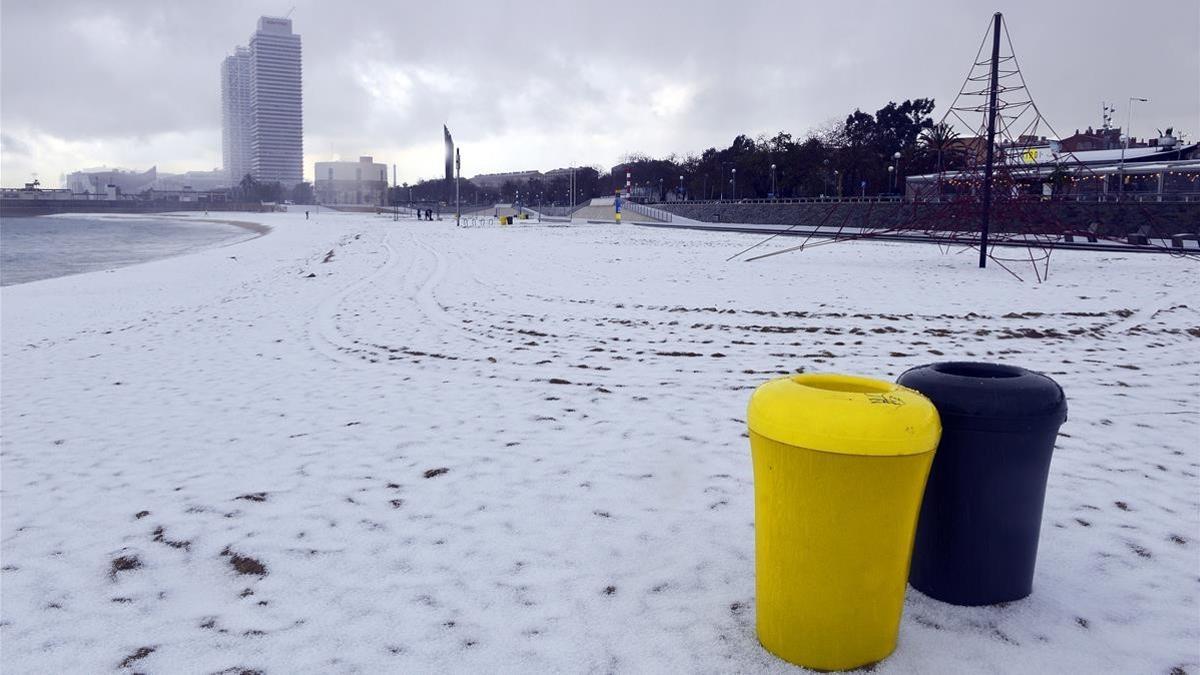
[[2, 210, 1197, 674]]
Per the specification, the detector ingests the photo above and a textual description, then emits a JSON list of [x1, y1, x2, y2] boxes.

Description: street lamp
[[1119, 96, 1149, 199], [678, 174, 684, 199], [770, 163, 777, 199], [658, 177, 663, 202], [892, 151, 902, 196], [823, 159, 831, 197], [888, 165, 895, 195], [731, 167, 737, 200]]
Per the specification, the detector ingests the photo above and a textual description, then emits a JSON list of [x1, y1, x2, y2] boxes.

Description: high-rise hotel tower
[[220, 46, 251, 185], [222, 17, 302, 187]]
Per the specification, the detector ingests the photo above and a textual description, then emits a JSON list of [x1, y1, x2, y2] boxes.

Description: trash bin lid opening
[[931, 362, 1023, 379], [898, 362, 1067, 424], [791, 373, 895, 395], [747, 373, 942, 457]]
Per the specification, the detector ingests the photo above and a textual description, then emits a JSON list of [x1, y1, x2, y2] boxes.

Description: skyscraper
[[220, 46, 251, 185], [222, 16, 303, 188]]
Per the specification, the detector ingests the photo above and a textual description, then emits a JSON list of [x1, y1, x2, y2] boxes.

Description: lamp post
[[833, 169, 841, 198], [678, 174, 684, 199], [770, 163, 777, 199], [1119, 96, 1149, 199], [658, 177, 663, 202], [731, 167, 737, 200], [888, 166, 895, 195], [823, 159, 830, 197], [893, 151, 902, 196]]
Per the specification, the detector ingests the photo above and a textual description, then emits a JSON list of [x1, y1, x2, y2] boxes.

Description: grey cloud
[[1, 133, 31, 156], [1, 0, 1197, 179]]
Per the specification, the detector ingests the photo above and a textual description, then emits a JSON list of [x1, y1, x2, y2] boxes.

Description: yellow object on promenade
[[747, 373, 941, 671]]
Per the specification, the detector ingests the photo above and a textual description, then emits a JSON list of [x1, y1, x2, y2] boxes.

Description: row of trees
[[243, 98, 967, 207], [625, 99, 954, 201], [382, 167, 608, 208], [394, 99, 970, 205], [230, 174, 314, 204]]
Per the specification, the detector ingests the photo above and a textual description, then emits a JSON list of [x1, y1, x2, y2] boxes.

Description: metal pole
[[392, 164, 397, 221], [455, 148, 461, 226], [1119, 97, 1148, 200], [978, 12, 1002, 269]]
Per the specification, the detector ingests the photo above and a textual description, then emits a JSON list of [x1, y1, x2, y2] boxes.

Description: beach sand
[[2, 209, 1197, 673]]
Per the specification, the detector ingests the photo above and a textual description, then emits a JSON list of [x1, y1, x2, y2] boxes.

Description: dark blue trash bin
[[897, 362, 1067, 606]]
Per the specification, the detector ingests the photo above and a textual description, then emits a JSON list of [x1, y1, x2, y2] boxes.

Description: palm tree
[[921, 123, 959, 174], [921, 123, 959, 197]]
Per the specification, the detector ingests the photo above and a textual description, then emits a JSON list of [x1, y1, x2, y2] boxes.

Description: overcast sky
[[2, 0, 1197, 186]]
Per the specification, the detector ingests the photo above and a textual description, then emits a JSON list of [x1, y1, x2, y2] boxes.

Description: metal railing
[[622, 201, 673, 222], [646, 193, 1200, 206], [648, 196, 905, 206]]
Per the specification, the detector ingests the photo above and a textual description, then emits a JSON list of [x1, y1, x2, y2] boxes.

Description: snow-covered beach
[[2, 210, 1197, 673]]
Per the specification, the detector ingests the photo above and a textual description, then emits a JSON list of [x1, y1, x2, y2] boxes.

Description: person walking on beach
[[305, 210, 309, 220]]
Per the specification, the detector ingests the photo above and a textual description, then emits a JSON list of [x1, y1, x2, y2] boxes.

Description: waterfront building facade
[[314, 156, 388, 206]]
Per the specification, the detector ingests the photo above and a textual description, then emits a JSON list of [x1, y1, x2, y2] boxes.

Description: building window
[[327, 167, 333, 180]]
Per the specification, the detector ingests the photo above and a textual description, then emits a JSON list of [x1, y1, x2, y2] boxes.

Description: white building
[[314, 156, 388, 206], [65, 167, 157, 195], [222, 17, 303, 187], [220, 46, 251, 185]]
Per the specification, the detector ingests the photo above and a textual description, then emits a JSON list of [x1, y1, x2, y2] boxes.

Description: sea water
[[0, 215, 258, 286]]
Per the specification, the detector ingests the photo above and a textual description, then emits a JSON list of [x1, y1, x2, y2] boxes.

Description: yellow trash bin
[[748, 373, 941, 671]]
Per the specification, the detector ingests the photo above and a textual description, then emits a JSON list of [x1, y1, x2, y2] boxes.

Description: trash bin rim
[[747, 373, 942, 457], [928, 361, 1026, 379], [897, 362, 1067, 424]]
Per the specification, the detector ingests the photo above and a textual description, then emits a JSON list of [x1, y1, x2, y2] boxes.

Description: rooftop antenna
[[284, 6, 295, 18], [1101, 102, 1115, 130]]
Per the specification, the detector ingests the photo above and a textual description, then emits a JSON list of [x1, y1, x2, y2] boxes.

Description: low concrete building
[[469, 170, 541, 189], [314, 156, 388, 206], [66, 166, 157, 196]]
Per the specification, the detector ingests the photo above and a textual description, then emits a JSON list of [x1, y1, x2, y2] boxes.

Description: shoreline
[[163, 213, 274, 237]]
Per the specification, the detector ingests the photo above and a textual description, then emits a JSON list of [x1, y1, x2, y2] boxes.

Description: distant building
[[314, 156, 388, 205], [905, 133, 1199, 199], [470, 170, 542, 189], [153, 169, 231, 192], [221, 46, 252, 185], [65, 167, 157, 196], [222, 17, 303, 187], [542, 167, 586, 181], [2, 181, 74, 200], [1059, 126, 1124, 152]]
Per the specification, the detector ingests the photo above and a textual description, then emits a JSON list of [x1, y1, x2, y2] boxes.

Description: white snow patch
[[2, 210, 1197, 673]]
